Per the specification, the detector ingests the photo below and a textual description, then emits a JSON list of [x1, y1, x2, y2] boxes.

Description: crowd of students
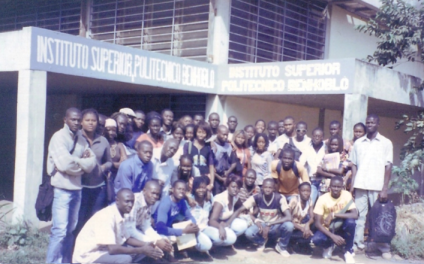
[[45, 107, 394, 264]]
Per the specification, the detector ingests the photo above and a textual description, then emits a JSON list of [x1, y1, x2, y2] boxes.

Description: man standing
[[300, 128, 327, 204], [73, 188, 163, 263], [126, 110, 145, 149], [227, 116, 238, 141], [208, 112, 220, 139], [326, 120, 352, 155], [112, 112, 129, 143], [212, 125, 237, 194], [312, 176, 358, 264], [271, 148, 310, 203], [275, 116, 296, 148], [151, 138, 179, 197], [350, 114, 393, 259], [46, 108, 96, 263], [278, 120, 285, 136], [114, 140, 154, 194], [193, 114, 204, 126], [120, 107, 136, 125], [267, 121, 279, 155], [161, 109, 174, 140]]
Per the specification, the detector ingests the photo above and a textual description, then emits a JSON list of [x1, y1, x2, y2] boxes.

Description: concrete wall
[[0, 28, 31, 71], [221, 96, 341, 139], [354, 60, 424, 107], [328, 5, 423, 79]]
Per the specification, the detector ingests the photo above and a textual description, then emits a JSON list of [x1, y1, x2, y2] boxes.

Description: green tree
[[357, 0, 424, 69]]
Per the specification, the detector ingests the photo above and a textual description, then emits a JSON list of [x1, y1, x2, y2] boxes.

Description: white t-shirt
[[213, 190, 238, 221]]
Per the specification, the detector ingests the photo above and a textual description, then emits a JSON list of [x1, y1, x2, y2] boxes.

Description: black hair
[[267, 121, 278, 128], [296, 121, 308, 129], [208, 112, 220, 120], [193, 114, 204, 119], [244, 124, 254, 131], [191, 176, 210, 196], [184, 124, 195, 134], [134, 110, 145, 115], [65, 107, 81, 118], [135, 139, 153, 150], [252, 133, 269, 151], [228, 115, 238, 121], [278, 119, 285, 123], [284, 116, 295, 122], [353, 122, 367, 141], [161, 109, 173, 116], [232, 130, 247, 148], [81, 108, 99, 123], [367, 114, 380, 123], [179, 154, 193, 164], [172, 123, 185, 134], [330, 176, 344, 186], [255, 119, 266, 127], [195, 121, 212, 140], [312, 127, 324, 135], [278, 147, 295, 159], [172, 179, 187, 188], [298, 182, 312, 190], [244, 168, 257, 178], [146, 111, 163, 127], [225, 174, 243, 188], [262, 178, 275, 186], [329, 120, 341, 128], [328, 134, 344, 154]]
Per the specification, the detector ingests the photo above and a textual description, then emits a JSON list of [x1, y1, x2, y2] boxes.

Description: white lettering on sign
[[36, 35, 214, 89], [284, 63, 340, 77]]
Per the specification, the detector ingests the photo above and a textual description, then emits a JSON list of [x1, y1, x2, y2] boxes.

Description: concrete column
[[207, 0, 231, 64], [205, 94, 226, 121], [13, 70, 47, 225], [343, 94, 368, 140]]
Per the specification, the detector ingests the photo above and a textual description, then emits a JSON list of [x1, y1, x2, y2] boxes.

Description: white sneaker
[[322, 245, 334, 259], [344, 251, 355, 264], [257, 239, 268, 251], [275, 244, 290, 257]]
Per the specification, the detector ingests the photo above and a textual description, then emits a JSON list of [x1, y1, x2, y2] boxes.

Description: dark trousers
[[290, 214, 314, 245], [74, 185, 107, 236], [312, 218, 356, 253]]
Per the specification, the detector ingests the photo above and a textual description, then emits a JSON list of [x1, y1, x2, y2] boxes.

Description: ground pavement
[[141, 236, 417, 264]]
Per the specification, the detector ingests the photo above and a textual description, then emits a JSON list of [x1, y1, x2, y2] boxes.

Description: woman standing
[[250, 133, 273, 187], [231, 130, 251, 177], [74, 109, 112, 235]]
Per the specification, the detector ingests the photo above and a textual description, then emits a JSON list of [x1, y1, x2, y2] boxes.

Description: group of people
[[45, 107, 393, 264]]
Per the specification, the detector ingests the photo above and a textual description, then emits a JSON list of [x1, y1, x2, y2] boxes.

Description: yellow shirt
[[271, 160, 310, 195], [313, 190, 356, 228]]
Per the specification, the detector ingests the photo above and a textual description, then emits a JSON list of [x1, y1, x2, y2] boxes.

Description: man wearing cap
[[120, 108, 136, 126]]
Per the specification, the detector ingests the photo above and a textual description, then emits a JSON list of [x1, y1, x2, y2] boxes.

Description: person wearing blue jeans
[[312, 176, 358, 264], [45, 108, 97, 263], [230, 178, 293, 257]]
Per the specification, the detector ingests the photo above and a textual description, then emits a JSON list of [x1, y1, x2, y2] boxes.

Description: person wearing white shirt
[[350, 114, 393, 259], [151, 139, 179, 197], [72, 189, 163, 264], [299, 128, 327, 204], [128, 181, 173, 253], [275, 117, 296, 153]]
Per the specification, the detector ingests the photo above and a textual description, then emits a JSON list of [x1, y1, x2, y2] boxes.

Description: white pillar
[[205, 94, 226, 121], [207, 0, 231, 64], [343, 94, 368, 140], [13, 70, 47, 225]]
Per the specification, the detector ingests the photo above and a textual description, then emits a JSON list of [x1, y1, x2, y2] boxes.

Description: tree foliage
[[392, 112, 423, 203], [357, 0, 424, 67]]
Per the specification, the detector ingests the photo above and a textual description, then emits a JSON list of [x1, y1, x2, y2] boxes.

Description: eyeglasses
[[297, 129, 306, 133]]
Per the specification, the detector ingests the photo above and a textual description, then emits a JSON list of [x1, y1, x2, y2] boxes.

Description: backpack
[[35, 136, 78, 221], [276, 160, 300, 178], [282, 137, 302, 161], [368, 200, 397, 244]]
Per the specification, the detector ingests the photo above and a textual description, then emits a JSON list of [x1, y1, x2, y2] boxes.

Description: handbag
[[35, 135, 78, 221]]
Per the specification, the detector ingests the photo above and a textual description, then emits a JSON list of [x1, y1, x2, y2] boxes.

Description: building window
[[228, 0, 327, 63], [0, 0, 81, 35], [90, 0, 210, 61]]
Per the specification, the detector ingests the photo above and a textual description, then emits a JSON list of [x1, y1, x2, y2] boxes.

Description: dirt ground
[[141, 237, 418, 264]]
